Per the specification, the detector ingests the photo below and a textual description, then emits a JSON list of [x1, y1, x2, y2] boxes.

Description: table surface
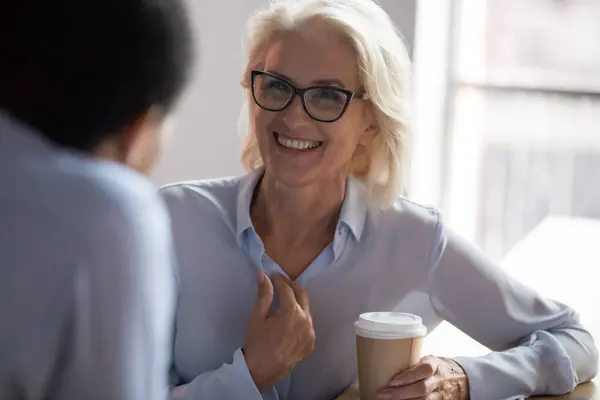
[[535, 382, 598, 400], [336, 382, 598, 399]]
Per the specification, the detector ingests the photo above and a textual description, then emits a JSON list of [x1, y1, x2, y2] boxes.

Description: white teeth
[[276, 134, 322, 150]]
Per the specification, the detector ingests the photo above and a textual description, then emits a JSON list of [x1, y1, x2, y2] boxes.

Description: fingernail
[[390, 378, 403, 386], [257, 271, 264, 282], [376, 392, 392, 400]]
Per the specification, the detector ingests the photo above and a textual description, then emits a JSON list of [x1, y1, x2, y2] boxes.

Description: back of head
[[240, 0, 412, 210], [0, 0, 194, 152]]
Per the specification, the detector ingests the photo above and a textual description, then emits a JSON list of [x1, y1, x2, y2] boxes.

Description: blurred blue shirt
[[162, 171, 597, 400], [0, 110, 175, 400]]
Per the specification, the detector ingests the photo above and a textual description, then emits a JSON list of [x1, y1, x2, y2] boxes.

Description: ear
[[358, 103, 378, 146], [121, 107, 166, 174], [358, 115, 378, 147]]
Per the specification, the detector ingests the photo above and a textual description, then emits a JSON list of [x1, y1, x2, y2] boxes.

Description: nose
[[282, 93, 312, 128]]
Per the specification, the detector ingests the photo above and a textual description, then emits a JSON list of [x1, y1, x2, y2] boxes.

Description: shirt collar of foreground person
[[160, 169, 597, 400]]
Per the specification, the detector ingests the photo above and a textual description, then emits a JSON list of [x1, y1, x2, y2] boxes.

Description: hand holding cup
[[376, 355, 469, 400]]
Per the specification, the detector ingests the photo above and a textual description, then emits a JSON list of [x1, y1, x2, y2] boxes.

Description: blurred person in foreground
[[0, 0, 193, 399], [161, 0, 597, 399]]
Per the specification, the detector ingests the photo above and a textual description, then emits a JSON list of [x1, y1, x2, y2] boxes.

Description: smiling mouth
[[274, 132, 323, 151]]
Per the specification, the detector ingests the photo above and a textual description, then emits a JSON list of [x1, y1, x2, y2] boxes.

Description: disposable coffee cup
[[355, 312, 427, 400]]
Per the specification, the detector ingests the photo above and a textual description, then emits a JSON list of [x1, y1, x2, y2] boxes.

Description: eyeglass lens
[[252, 73, 350, 122]]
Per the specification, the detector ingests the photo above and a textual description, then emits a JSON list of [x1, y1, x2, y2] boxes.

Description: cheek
[[252, 108, 276, 141], [161, 117, 177, 146], [319, 117, 369, 172], [251, 104, 266, 129], [140, 133, 162, 173], [126, 131, 161, 175], [251, 102, 263, 122], [324, 119, 364, 154]]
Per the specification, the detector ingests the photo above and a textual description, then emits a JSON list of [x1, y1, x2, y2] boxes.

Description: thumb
[[251, 272, 273, 319]]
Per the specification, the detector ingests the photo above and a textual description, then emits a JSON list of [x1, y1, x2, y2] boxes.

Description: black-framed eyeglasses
[[250, 70, 368, 123]]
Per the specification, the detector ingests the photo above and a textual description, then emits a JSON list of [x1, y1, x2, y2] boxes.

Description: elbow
[[571, 319, 599, 383], [552, 320, 599, 384], [582, 333, 599, 382]]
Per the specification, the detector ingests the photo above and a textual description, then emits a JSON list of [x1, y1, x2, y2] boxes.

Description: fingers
[[276, 275, 311, 312], [376, 376, 439, 400], [251, 271, 274, 319], [282, 275, 310, 312], [294, 286, 310, 312], [389, 356, 438, 387], [378, 357, 440, 400], [272, 274, 297, 310]]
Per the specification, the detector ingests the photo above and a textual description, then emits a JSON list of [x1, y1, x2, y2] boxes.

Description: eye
[[313, 88, 345, 103], [261, 77, 291, 93]]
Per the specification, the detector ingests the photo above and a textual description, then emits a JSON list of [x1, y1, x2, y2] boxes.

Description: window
[[443, 0, 600, 258], [417, 0, 600, 356]]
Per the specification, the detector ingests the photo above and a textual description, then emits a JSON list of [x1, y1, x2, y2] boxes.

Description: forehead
[[263, 25, 360, 89]]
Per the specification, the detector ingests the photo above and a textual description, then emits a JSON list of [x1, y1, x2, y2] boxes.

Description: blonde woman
[[162, 0, 597, 399]]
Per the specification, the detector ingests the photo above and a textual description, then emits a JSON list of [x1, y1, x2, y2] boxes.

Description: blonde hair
[[239, 0, 412, 210]]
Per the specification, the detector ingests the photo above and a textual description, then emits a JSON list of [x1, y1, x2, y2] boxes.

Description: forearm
[[425, 210, 599, 399]]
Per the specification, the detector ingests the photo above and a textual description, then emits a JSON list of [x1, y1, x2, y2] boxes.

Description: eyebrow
[[267, 70, 347, 88]]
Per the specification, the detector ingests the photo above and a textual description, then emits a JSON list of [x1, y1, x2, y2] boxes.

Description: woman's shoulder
[[362, 196, 445, 252], [364, 197, 446, 267], [378, 196, 442, 231]]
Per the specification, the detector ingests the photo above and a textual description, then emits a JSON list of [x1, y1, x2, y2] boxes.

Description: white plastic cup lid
[[355, 312, 427, 339]]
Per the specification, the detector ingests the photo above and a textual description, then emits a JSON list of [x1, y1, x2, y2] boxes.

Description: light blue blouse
[[162, 170, 597, 400], [0, 110, 175, 400]]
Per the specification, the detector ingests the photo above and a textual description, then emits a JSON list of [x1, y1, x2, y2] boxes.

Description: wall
[[152, 0, 417, 186]]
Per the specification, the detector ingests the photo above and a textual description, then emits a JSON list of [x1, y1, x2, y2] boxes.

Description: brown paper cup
[[355, 313, 426, 400]]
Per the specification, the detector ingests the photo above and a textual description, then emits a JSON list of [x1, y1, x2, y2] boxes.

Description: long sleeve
[[54, 195, 176, 400], [427, 213, 598, 399], [169, 349, 270, 400]]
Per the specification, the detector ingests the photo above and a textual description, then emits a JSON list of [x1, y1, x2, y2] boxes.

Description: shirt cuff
[[452, 352, 532, 400], [453, 331, 577, 400], [178, 348, 263, 399]]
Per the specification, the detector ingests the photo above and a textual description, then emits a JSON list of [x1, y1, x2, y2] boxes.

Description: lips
[[274, 132, 323, 150]]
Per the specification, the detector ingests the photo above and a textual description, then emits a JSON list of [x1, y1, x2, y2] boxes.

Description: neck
[[251, 172, 347, 245], [91, 138, 123, 162]]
